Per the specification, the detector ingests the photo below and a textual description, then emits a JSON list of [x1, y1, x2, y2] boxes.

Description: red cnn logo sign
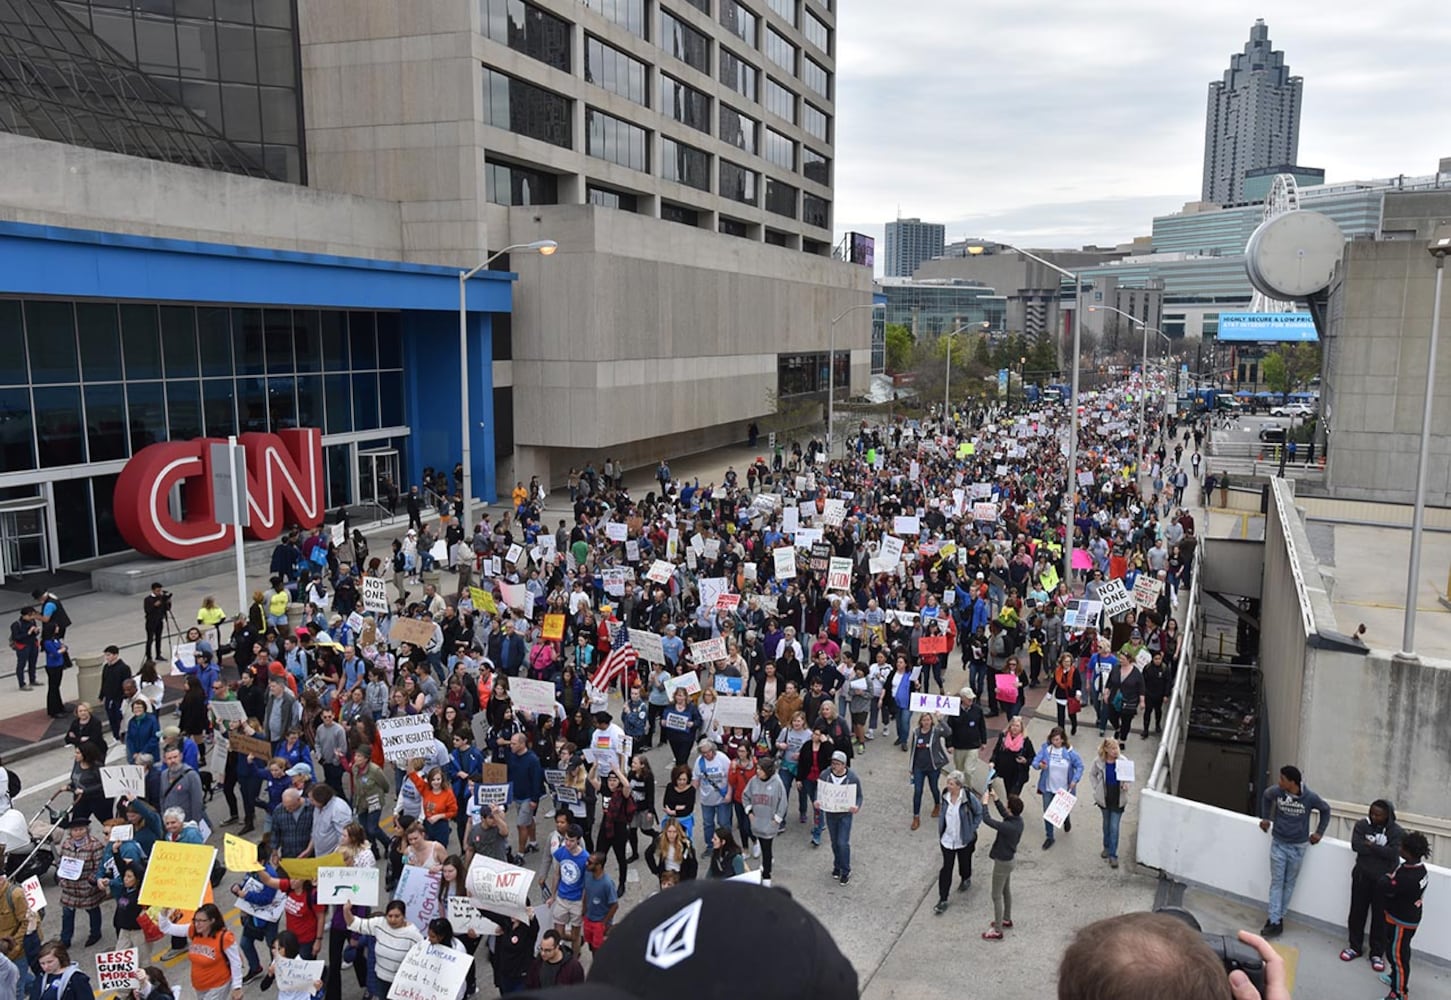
[[115, 429, 324, 560]]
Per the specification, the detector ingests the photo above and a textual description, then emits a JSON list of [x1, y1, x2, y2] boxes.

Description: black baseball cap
[[582, 881, 857, 1000]]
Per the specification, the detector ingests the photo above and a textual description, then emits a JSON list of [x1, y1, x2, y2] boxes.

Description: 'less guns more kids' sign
[[113, 428, 324, 560]]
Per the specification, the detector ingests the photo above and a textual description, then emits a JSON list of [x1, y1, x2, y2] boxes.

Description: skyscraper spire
[[1200, 20, 1303, 205]]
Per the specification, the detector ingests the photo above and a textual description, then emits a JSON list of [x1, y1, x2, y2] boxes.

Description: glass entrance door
[[0, 503, 50, 581], [358, 449, 399, 505]]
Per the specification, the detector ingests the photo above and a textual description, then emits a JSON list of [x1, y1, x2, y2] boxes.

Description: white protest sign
[[389, 941, 472, 1000], [690, 637, 727, 663], [208, 699, 247, 723], [276, 958, 326, 994], [793, 527, 823, 549], [108, 824, 134, 843], [395, 863, 444, 931], [646, 559, 674, 584], [822, 498, 846, 527], [465, 855, 535, 919], [375, 716, 437, 763], [910, 693, 961, 716], [605, 522, 628, 542], [827, 556, 852, 592], [20, 876, 45, 912], [664, 670, 701, 698], [625, 540, 640, 562], [698, 577, 729, 612], [317, 866, 380, 906], [713, 695, 758, 730], [893, 515, 921, 535], [782, 506, 799, 535], [447, 896, 502, 937], [631, 629, 666, 664], [100, 765, 146, 800], [703, 538, 721, 560], [1077, 471, 1095, 487], [499, 582, 529, 612], [330, 522, 347, 547], [972, 502, 998, 522], [881, 534, 906, 565], [56, 856, 85, 881], [816, 781, 856, 813], [362, 577, 390, 614], [602, 567, 632, 597], [94, 948, 141, 992], [509, 676, 558, 717], [909, 460, 921, 481], [1043, 789, 1077, 828], [170, 642, 196, 676], [774, 546, 797, 580], [1132, 575, 1164, 610], [1115, 758, 1136, 783], [742, 561, 757, 581], [347, 611, 365, 633], [1135, 649, 1152, 668], [236, 882, 286, 923], [868, 556, 896, 575], [1097, 579, 1134, 618]]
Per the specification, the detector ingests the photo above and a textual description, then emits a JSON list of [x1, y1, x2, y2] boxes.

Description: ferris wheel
[[1247, 174, 1303, 314]]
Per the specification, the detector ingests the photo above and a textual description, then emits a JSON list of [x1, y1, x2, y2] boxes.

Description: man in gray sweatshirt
[[743, 758, 788, 886], [1258, 763, 1330, 937]]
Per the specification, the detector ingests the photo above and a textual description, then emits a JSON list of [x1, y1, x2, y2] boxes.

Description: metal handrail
[[1147, 543, 1203, 793]]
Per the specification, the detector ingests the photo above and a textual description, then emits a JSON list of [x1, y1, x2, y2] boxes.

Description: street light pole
[[1402, 237, 1449, 656], [459, 239, 557, 535], [828, 302, 884, 457], [1090, 303, 1166, 469]]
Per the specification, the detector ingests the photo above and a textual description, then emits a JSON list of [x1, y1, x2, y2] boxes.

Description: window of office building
[[802, 192, 828, 228], [764, 27, 795, 73], [767, 0, 797, 27], [13, 0, 305, 182], [765, 177, 796, 218], [764, 76, 795, 123], [719, 217, 750, 238], [680, 0, 710, 12], [482, 68, 572, 147], [719, 48, 758, 101], [802, 56, 829, 98], [660, 9, 710, 73], [586, 107, 649, 171], [660, 74, 710, 133], [587, 184, 640, 212], [720, 0, 757, 45], [802, 145, 829, 185], [719, 104, 758, 153], [764, 127, 794, 169], [719, 160, 758, 205], [803, 9, 830, 52], [661, 201, 701, 227], [661, 135, 710, 190], [585, 0, 648, 37], [481, 0, 570, 71], [585, 35, 648, 107], [803, 101, 829, 141], [777, 351, 848, 398], [764, 229, 791, 247], [485, 159, 559, 205]]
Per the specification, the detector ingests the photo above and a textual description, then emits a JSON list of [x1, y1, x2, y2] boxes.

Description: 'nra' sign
[[115, 429, 324, 560]]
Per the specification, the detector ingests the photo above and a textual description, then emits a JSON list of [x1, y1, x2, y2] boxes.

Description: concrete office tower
[[884, 217, 945, 277], [1201, 19, 1303, 206]]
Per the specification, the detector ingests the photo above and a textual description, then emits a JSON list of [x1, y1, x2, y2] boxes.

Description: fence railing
[[1146, 543, 1202, 796]]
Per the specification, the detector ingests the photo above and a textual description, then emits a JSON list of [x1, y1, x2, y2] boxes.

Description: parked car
[[1270, 402, 1315, 417], [1259, 425, 1287, 443]]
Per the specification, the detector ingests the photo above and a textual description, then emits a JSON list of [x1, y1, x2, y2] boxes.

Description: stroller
[[0, 789, 68, 883]]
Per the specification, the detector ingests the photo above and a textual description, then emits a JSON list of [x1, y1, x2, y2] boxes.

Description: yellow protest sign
[[138, 842, 216, 911], [224, 833, 263, 872], [1040, 565, 1060, 592], [541, 614, 565, 642], [469, 587, 498, 615], [279, 852, 346, 882]]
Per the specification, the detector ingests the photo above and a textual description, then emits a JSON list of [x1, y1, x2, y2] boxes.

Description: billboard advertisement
[[848, 232, 875, 268], [1217, 312, 1318, 342]]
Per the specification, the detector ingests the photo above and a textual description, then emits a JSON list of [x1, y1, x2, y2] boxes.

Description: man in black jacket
[[946, 687, 987, 789], [142, 582, 169, 660], [1343, 799, 1404, 968], [98, 645, 133, 741]]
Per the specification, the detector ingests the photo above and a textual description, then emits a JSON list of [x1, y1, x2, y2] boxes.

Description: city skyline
[[833, 0, 1451, 264]]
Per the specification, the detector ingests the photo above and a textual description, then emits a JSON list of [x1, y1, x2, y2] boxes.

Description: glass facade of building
[[878, 280, 1007, 338], [777, 350, 848, 398], [0, 0, 305, 182]]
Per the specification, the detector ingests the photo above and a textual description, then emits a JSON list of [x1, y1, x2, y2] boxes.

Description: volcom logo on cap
[[645, 898, 702, 970]]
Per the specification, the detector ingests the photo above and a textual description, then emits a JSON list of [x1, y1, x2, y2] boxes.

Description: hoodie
[[1350, 799, 1405, 880], [1260, 782, 1331, 844]]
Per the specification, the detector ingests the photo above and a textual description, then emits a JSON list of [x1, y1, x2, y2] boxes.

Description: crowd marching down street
[[1, 372, 1239, 1000]]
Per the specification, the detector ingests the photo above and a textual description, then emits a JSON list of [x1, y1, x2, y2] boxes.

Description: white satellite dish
[[1246, 210, 1344, 302]]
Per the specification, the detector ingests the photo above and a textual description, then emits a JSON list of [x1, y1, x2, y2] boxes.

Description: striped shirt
[[348, 915, 425, 982]]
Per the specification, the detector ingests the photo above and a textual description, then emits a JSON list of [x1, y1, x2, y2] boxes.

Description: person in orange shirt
[[158, 902, 244, 1000], [407, 764, 459, 849]]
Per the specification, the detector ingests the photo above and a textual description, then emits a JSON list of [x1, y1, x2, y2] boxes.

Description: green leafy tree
[[884, 323, 914, 374], [1261, 349, 1290, 395]]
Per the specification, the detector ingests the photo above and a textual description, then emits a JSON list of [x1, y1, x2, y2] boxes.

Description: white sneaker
[[865, 731, 876, 741], [752, 841, 761, 858], [543, 809, 555, 818], [761, 878, 772, 887]]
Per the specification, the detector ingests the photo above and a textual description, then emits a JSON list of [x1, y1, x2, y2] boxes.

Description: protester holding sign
[[1032, 727, 1085, 851], [343, 900, 425, 998], [157, 903, 244, 1000]]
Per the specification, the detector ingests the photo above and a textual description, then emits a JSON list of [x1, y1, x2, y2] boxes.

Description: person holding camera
[[143, 582, 171, 661]]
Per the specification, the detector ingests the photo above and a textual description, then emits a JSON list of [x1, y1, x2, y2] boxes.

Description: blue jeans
[[1101, 806, 1123, 860], [700, 801, 733, 848], [425, 818, 451, 850], [894, 703, 912, 745], [912, 768, 940, 817], [1268, 838, 1308, 923], [826, 812, 853, 876], [780, 770, 808, 820], [240, 922, 278, 976], [969, 662, 987, 699], [806, 781, 823, 842], [1043, 791, 1059, 842], [60, 905, 101, 946]]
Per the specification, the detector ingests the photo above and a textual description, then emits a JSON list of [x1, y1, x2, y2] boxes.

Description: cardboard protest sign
[[663, 671, 701, 698], [230, 731, 273, 759], [362, 577, 390, 613], [1097, 579, 1135, 618], [773, 546, 797, 580], [910, 693, 960, 716], [690, 637, 727, 663], [1132, 575, 1164, 610], [713, 695, 758, 730], [465, 855, 535, 919], [317, 866, 380, 906], [482, 763, 509, 786], [376, 715, 437, 763], [826, 556, 852, 592], [541, 614, 565, 641], [224, 833, 263, 872], [816, 781, 856, 813], [389, 941, 472, 1000], [389, 617, 436, 648], [95, 948, 141, 991], [509, 676, 558, 717], [138, 842, 216, 910], [100, 765, 146, 799]]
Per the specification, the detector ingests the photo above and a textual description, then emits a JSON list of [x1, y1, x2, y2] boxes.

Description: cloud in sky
[[832, 0, 1451, 257]]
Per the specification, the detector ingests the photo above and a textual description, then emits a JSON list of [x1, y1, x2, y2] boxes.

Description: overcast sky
[[833, 0, 1451, 264]]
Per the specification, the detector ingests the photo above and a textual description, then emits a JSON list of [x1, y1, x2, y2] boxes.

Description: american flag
[[590, 622, 637, 700]]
